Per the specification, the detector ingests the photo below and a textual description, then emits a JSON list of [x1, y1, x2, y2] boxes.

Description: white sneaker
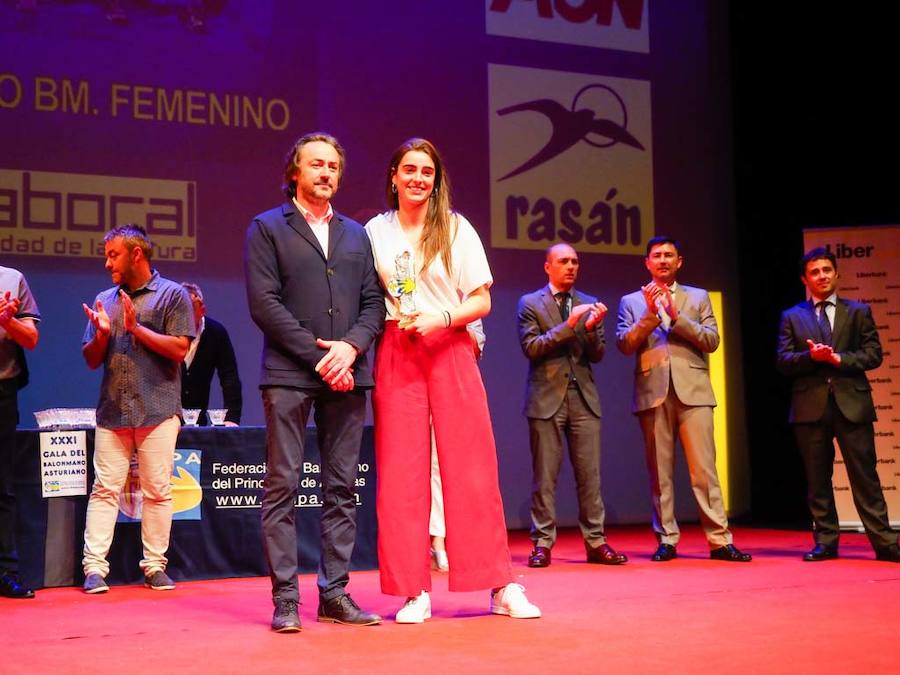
[[490, 583, 541, 619], [431, 548, 450, 572], [395, 590, 431, 623]]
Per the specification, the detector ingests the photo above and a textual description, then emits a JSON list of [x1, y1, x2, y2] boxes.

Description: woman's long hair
[[385, 138, 454, 275]]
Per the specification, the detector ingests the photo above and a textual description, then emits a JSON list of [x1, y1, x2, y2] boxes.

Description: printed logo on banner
[[489, 64, 653, 255], [118, 448, 202, 522], [486, 0, 649, 53], [39, 430, 88, 497], [0, 169, 197, 261]]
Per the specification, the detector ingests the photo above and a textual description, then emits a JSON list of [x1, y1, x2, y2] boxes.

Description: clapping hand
[[642, 282, 677, 322], [0, 291, 20, 326], [584, 302, 607, 330], [82, 299, 111, 336], [119, 290, 138, 332], [806, 339, 840, 365], [656, 284, 678, 322]]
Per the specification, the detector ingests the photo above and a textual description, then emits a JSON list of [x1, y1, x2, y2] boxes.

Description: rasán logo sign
[[489, 65, 653, 255]]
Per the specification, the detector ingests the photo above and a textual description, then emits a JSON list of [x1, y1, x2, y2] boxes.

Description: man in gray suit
[[616, 236, 750, 562], [517, 243, 627, 567]]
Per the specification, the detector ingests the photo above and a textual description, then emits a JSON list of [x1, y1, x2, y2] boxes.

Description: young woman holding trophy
[[365, 138, 540, 624]]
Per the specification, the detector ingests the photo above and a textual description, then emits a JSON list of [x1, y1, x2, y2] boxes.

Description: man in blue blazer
[[617, 236, 750, 563], [777, 247, 899, 562], [517, 243, 626, 568], [245, 133, 386, 632]]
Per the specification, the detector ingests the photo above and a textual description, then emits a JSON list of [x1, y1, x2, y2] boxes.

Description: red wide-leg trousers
[[373, 322, 513, 596]]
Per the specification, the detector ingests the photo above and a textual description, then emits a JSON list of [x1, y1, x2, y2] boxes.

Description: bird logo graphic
[[496, 83, 645, 181]]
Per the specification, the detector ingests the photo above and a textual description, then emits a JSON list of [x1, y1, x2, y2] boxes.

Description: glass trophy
[[387, 250, 417, 328]]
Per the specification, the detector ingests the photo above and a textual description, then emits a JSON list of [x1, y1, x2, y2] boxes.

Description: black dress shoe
[[651, 543, 677, 562], [0, 573, 35, 599], [271, 598, 301, 633], [317, 593, 382, 626], [803, 544, 838, 562], [586, 543, 628, 565], [874, 543, 900, 563], [710, 544, 752, 562], [527, 546, 551, 568]]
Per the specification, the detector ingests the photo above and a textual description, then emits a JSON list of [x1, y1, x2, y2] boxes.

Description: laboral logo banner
[[0, 169, 197, 261], [486, 0, 649, 53], [489, 64, 653, 255], [118, 448, 203, 522]]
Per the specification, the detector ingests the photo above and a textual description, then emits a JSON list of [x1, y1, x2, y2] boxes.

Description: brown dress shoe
[[317, 593, 382, 626], [527, 546, 551, 568], [586, 543, 628, 565], [272, 599, 301, 633]]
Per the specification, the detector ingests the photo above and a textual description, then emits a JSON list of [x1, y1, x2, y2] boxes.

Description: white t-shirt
[[365, 210, 493, 320]]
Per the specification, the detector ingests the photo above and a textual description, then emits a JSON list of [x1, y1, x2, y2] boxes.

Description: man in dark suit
[[245, 132, 386, 632], [617, 236, 751, 563], [517, 243, 626, 568], [776, 246, 899, 562], [179, 282, 242, 426]]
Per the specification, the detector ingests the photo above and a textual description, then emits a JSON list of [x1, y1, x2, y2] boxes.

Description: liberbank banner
[[803, 225, 900, 527]]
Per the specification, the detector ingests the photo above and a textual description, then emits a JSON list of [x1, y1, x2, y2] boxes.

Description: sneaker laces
[[276, 599, 299, 615], [497, 583, 526, 601], [403, 591, 427, 607]]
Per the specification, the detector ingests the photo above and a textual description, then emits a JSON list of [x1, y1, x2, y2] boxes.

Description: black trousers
[[260, 386, 366, 603], [793, 394, 896, 552], [0, 379, 19, 573]]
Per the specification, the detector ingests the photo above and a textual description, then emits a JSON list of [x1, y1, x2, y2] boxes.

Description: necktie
[[657, 298, 671, 331], [816, 300, 832, 344], [556, 292, 570, 321]]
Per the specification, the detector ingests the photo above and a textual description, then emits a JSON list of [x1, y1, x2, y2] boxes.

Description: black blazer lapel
[[831, 299, 850, 349], [569, 288, 585, 357], [283, 203, 326, 261], [327, 214, 346, 259], [540, 285, 563, 324], [800, 300, 822, 343]]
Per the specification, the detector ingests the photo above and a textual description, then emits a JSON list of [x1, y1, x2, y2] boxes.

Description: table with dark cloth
[[13, 426, 376, 589]]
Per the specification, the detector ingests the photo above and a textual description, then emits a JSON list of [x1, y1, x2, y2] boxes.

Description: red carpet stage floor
[[4, 526, 899, 674]]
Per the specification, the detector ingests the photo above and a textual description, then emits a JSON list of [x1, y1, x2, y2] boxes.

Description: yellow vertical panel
[[708, 292, 729, 512]]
